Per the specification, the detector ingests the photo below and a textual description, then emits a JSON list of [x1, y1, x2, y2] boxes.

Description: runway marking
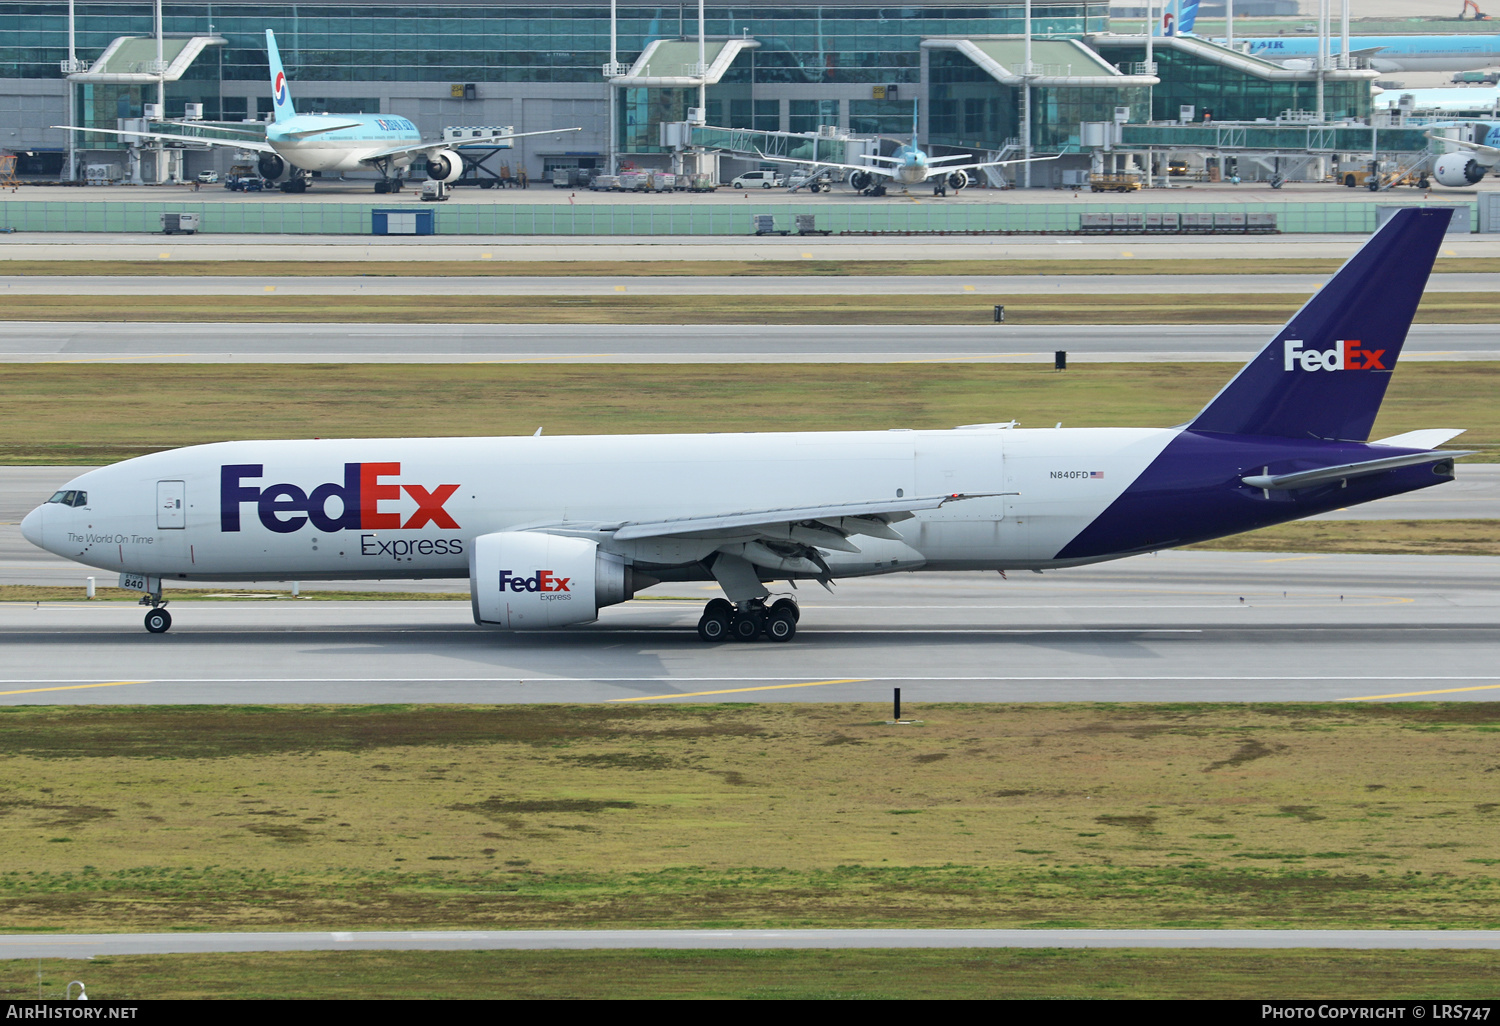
[[1255, 555, 1326, 563], [610, 678, 869, 702], [0, 680, 147, 696], [1340, 683, 1500, 701], [42, 354, 189, 363]]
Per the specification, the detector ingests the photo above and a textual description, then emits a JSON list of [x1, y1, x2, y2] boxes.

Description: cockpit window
[[47, 490, 86, 507]]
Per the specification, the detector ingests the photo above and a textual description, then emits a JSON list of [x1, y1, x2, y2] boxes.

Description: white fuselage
[[22, 427, 1179, 584], [265, 114, 423, 174]]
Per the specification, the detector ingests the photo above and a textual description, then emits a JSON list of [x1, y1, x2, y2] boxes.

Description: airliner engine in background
[[1425, 121, 1500, 186], [55, 29, 579, 193], [21, 210, 1470, 642]]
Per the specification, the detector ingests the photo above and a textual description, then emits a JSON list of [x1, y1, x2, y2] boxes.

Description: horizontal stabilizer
[[1372, 428, 1467, 449], [1241, 450, 1473, 491]]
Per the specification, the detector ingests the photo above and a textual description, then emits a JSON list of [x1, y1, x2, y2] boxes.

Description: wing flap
[[611, 493, 999, 542]]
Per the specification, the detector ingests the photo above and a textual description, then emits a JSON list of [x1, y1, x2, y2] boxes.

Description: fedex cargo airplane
[[56, 30, 578, 193], [21, 209, 1469, 641]]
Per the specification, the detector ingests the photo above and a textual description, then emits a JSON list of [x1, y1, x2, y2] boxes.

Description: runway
[[5, 321, 1500, 362], [6, 271, 1500, 296], [2, 551, 1496, 705], [6, 928, 1500, 957]]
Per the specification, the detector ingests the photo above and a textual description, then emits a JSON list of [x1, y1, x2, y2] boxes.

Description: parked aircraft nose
[[20, 504, 45, 550]]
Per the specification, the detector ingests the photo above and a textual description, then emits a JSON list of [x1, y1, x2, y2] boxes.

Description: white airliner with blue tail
[[1163, 0, 1500, 75], [759, 103, 1054, 195], [20, 210, 1471, 642], [56, 30, 578, 193]]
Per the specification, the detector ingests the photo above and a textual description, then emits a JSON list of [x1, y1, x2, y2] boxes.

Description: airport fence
[[0, 198, 1479, 236]]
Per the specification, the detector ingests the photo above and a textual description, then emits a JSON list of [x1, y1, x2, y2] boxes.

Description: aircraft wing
[[610, 492, 1002, 542], [932, 154, 1064, 175], [1426, 131, 1500, 162], [278, 122, 363, 139], [1241, 450, 1475, 491], [924, 153, 977, 165], [754, 151, 897, 179], [361, 125, 581, 162], [51, 125, 275, 153]]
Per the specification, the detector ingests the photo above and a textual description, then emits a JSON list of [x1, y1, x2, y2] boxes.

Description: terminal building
[[0, 0, 1378, 185]]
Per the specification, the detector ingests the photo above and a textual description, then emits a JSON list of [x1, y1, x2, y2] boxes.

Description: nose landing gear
[[696, 597, 799, 642], [139, 589, 171, 634]]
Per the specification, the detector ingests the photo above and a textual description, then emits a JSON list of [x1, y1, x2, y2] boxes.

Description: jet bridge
[[1109, 120, 1434, 186]]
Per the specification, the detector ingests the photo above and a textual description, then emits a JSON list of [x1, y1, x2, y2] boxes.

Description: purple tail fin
[[1188, 207, 1451, 442]]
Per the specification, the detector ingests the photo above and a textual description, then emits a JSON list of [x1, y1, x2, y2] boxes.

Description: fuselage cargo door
[[157, 480, 186, 529], [912, 431, 1005, 563]]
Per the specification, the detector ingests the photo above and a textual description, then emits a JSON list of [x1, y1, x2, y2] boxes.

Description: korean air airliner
[[56, 30, 579, 193], [21, 209, 1470, 641]]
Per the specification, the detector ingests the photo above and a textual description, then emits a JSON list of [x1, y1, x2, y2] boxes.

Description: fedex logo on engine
[[221, 462, 460, 534], [499, 570, 571, 596], [1283, 339, 1387, 373]]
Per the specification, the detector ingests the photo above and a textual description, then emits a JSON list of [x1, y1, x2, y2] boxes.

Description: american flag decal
[[1090, 471, 1104, 479]]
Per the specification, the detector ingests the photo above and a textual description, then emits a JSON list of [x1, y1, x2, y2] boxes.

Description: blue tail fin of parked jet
[[1187, 207, 1450, 442], [1177, 0, 1200, 35], [266, 29, 296, 123]]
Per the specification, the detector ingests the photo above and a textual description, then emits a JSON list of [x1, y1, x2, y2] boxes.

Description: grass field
[[9, 949, 1500, 1000], [6, 290, 1500, 324], [0, 257, 1496, 278], [1, 362, 1493, 465], [1187, 520, 1500, 556], [1, 703, 1498, 935]]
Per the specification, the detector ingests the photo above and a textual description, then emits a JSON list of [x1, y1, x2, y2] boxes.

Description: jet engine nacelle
[[425, 148, 464, 184], [848, 170, 874, 192], [1434, 152, 1487, 187], [946, 170, 970, 190], [469, 531, 635, 629], [257, 153, 294, 184]]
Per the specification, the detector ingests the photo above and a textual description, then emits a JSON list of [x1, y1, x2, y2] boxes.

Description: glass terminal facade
[[0, 1, 1373, 183]]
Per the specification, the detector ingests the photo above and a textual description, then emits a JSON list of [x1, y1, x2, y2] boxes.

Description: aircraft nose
[[20, 504, 46, 549]]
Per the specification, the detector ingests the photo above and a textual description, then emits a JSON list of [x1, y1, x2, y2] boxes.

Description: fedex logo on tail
[[221, 462, 459, 534], [1283, 339, 1387, 373]]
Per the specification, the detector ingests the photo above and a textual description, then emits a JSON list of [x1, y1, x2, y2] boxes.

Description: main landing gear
[[140, 591, 171, 634], [696, 597, 799, 643]]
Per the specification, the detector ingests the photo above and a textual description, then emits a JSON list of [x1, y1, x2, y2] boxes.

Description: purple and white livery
[[21, 209, 1469, 640]]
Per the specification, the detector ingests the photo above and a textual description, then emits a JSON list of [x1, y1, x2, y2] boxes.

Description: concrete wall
[[0, 198, 1474, 234]]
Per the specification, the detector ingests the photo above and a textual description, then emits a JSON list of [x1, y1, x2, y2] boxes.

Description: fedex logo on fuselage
[[221, 462, 460, 534], [499, 570, 571, 595], [1283, 339, 1386, 373]]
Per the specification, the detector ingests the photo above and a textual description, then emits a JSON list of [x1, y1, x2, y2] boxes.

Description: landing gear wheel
[[374, 180, 390, 194], [765, 608, 797, 642], [731, 614, 761, 641], [704, 598, 733, 620], [770, 597, 800, 623], [144, 608, 171, 634], [697, 613, 729, 642]]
